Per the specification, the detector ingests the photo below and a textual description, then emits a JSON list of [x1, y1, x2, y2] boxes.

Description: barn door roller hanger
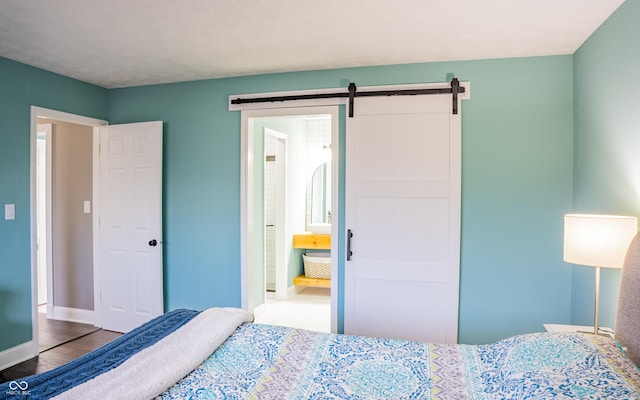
[[230, 78, 465, 117]]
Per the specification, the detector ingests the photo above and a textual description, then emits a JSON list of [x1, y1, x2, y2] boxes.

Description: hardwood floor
[[0, 315, 122, 383], [38, 312, 100, 352]]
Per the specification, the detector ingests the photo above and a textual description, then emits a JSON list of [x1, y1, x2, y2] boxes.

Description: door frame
[[241, 106, 340, 332], [35, 123, 52, 311], [29, 106, 107, 356]]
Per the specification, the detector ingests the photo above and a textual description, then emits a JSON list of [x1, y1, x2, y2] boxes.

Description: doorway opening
[[241, 106, 338, 333], [30, 107, 107, 356], [263, 127, 287, 295], [36, 118, 95, 325]]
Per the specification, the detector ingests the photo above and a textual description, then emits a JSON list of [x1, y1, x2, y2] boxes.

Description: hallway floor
[[0, 316, 121, 383], [38, 312, 100, 352], [253, 287, 331, 332]]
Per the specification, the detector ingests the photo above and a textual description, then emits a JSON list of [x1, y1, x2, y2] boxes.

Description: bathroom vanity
[[293, 233, 331, 288], [292, 160, 332, 288]]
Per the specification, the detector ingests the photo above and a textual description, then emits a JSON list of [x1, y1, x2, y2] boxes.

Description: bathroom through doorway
[[243, 106, 338, 333]]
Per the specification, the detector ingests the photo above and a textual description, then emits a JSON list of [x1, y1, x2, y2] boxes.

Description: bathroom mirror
[[310, 162, 331, 228]]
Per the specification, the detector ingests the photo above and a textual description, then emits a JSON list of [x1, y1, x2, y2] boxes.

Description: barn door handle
[[148, 239, 158, 247], [347, 229, 353, 260]]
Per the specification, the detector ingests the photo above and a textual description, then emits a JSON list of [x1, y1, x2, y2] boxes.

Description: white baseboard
[[0, 340, 37, 372], [274, 285, 303, 301], [287, 284, 303, 298], [0, 308, 95, 372], [49, 306, 96, 326]]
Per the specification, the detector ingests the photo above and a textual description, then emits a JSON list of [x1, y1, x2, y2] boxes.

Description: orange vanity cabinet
[[293, 233, 331, 250], [293, 233, 331, 288]]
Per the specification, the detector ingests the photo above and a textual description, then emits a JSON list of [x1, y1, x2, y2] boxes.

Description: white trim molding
[[50, 306, 96, 326], [0, 341, 37, 372], [240, 105, 339, 333]]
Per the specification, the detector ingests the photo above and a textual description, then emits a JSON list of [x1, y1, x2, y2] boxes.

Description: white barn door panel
[[345, 94, 461, 343]]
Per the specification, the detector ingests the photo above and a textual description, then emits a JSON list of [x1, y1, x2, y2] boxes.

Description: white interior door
[[344, 93, 461, 343], [97, 121, 163, 333]]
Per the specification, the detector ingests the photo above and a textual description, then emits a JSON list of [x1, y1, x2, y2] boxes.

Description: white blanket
[[53, 307, 252, 400]]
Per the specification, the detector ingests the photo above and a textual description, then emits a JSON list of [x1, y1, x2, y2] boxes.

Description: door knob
[[149, 239, 158, 247]]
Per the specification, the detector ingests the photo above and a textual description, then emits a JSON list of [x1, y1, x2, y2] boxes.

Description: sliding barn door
[[344, 94, 461, 343]]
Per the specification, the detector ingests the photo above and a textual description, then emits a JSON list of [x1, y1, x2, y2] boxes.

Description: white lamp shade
[[564, 214, 638, 268]]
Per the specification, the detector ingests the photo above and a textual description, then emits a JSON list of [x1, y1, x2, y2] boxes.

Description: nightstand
[[543, 324, 614, 338]]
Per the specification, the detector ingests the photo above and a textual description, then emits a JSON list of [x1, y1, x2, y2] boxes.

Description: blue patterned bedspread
[[159, 323, 640, 399]]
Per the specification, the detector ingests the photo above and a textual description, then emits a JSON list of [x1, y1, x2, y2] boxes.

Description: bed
[[3, 234, 640, 399]]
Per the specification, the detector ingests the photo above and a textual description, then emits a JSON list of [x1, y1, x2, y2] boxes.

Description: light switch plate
[[5, 204, 15, 220], [84, 200, 91, 214]]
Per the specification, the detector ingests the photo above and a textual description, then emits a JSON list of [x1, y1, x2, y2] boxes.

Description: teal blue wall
[[572, 0, 640, 328], [108, 55, 574, 344], [456, 58, 574, 342], [0, 57, 107, 353]]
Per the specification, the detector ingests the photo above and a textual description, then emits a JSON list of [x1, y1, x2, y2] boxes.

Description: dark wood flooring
[[38, 312, 100, 352], [0, 314, 122, 383]]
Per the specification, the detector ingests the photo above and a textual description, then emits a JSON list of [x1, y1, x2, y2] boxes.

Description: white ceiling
[[0, 0, 625, 89]]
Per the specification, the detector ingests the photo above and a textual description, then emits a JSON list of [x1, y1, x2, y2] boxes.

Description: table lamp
[[563, 214, 638, 335]]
